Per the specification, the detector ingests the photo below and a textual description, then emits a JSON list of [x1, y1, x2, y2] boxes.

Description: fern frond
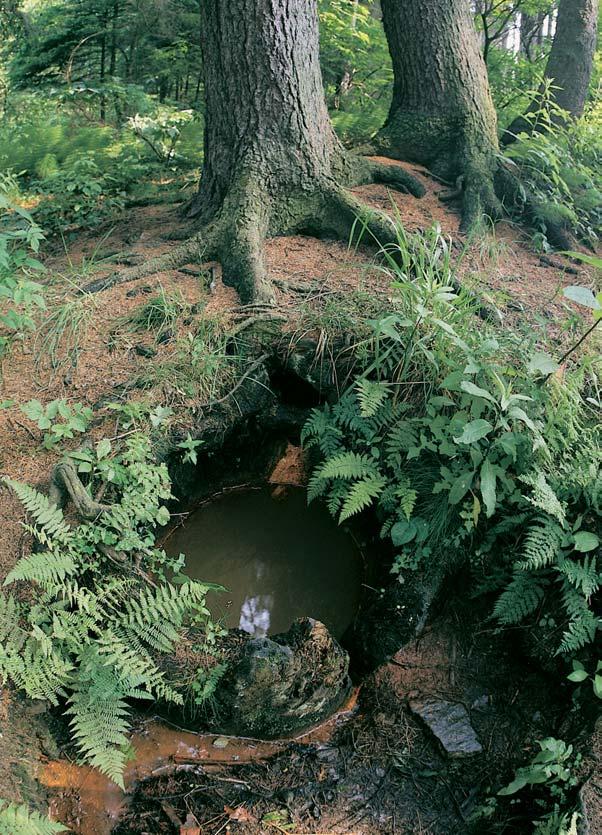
[[385, 421, 419, 461], [316, 451, 378, 481], [355, 379, 390, 418], [517, 519, 564, 571], [339, 475, 386, 522], [3, 479, 73, 545], [520, 470, 566, 525], [0, 592, 24, 650], [4, 550, 76, 588], [5, 645, 72, 704], [396, 479, 417, 520], [307, 472, 329, 504], [0, 801, 67, 834], [557, 555, 599, 598], [558, 584, 600, 654], [494, 570, 546, 624]]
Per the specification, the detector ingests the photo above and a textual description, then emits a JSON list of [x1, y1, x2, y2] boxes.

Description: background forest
[[0, 1, 600, 834]]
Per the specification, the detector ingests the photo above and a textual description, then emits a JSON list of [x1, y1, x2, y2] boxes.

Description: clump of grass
[[133, 312, 242, 404], [118, 285, 190, 340], [34, 292, 98, 378]]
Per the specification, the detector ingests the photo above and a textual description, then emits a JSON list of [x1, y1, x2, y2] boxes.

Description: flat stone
[[409, 699, 482, 758]]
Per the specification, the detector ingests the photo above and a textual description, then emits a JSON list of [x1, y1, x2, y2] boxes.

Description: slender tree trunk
[[99, 20, 107, 121], [373, 0, 501, 228], [502, 0, 598, 143]]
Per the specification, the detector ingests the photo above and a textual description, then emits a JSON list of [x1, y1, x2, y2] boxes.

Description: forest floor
[[0, 158, 598, 833]]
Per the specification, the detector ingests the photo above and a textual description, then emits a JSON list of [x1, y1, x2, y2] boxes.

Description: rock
[[218, 618, 350, 738], [212, 737, 230, 749], [578, 716, 602, 835], [409, 699, 482, 758]]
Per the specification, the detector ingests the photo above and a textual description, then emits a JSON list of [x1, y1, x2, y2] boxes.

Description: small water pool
[[164, 487, 363, 640]]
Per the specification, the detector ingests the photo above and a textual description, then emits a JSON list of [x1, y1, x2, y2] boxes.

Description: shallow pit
[[163, 486, 364, 640]]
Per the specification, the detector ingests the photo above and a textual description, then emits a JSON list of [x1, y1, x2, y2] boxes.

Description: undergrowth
[[504, 87, 602, 249], [303, 222, 601, 659], [0, 433, 221, 787]]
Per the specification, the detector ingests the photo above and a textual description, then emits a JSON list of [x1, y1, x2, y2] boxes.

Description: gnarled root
[[350, 158, 426, 198], [80, 157, 426, 304], [50, 458, 111, 520], [82, 227, 219, 295]]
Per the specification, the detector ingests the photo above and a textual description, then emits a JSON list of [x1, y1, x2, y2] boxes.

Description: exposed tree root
[[49, 458, 111, 520], [80, 157, 426, 304]]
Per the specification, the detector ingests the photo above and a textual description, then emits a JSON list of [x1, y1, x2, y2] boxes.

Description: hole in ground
[[163, 485, 364, 640]]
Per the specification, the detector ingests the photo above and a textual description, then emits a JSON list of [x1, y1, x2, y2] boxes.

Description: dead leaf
[[224, 804, 256, 823], [180, 812, 201, 834]]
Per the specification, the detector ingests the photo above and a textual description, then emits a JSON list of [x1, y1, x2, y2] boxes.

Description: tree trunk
[[182, 0, 424, 302], [502, 0, 599, 143], [86, 0, 425, 303], [373, 0, 501, 229]]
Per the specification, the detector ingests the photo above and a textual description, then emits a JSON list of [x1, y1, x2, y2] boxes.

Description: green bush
[[0, 185, 46, 358], [504, 92, 602, 247], [0, 434, 220, 786], [303, 223, 600, 657]]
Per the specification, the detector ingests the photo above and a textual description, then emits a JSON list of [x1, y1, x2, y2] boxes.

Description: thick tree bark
[[503, 0, 599, 143], [373, 0, 502, 229], [182, 0, 424, 302], [89, 0, 424, 303]]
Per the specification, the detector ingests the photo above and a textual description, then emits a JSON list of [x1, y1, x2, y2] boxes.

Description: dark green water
[[164, 488, 363, 639]]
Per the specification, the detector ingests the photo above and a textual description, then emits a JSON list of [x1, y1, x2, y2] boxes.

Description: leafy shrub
[[504, 91, 602, 248], [0, 434, 219, 786], [303, 223, 601, 657], [127, 108, 198, 165], [33, 157, 127, 232], [0, 188, 46, 358], [319, 0, 392, 145], [20, 398, 93, 448]]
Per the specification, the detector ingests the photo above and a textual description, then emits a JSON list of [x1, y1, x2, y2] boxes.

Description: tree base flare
[[81, 157, 425, 304]]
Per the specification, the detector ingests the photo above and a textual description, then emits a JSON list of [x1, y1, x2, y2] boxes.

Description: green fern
[[558, 584, 600, 654], [4, 550, 76, 587], [67, 683, 132, 788], [355, 379, 390, 418], [2, 479, 73, 545], [520, 470, 566, 525], [315, 451, 378, 481], [339, 475, 386, 522], [557, 555, 600, 598], [0, 801, 67, 835], [494, 570, 546, 625], [517, 519, 564, 571], [0, 436, 217, 787]]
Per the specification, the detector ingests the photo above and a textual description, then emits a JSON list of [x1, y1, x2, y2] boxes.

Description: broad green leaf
[[594, 675, 602, 699], [573, 531, 599, 552], [155, 506, 170, 526], [508, 407, 536, 431], [498, 776, 528, 796], [460, 380, 496, 403], [527, 352, 560, 376], [567, 669, 588, 682], [391, 519, 417, 546], [448, 471, 474, 504], [453, 419, 493, 445], [96, 439, 112, 460], [480, 459, 496, 518], [563, 285, 601, 310]]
